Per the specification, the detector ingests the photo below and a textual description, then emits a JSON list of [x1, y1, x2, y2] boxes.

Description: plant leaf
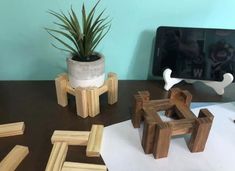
[[46, 30, 78, 54]]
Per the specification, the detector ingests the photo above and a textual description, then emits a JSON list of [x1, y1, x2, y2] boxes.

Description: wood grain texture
[[142, 120, 156, 154], [0, 122, 25, 138], [86, 125, 104, 157], [87, 88, 100, 117], [45, 142, 68, 171], [131, 95, 144, 128], [51, 130, 90, 146], [107, 73, 118, 105], [62, 162, 107, 171], [0, 145, 29, 171], [188, 117, 213, 153], [153, 123, 171, 159], [55, 73, 68, 107], [75, 88, 88, 118]]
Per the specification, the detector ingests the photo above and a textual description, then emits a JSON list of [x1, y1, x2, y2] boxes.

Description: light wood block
[[86, 125, 104, 157], [55, 72, 118, 118], [107, 73, 118, 105], [75, 88, 88, 118], [51, 130, 90, 146], [45, 142, 68, 171], [0, 145, 29, 171], [87, 88, 100, 117], [62, 162, 107, 171], [0, 122, 25, 138], [55, 73, 68, 107]]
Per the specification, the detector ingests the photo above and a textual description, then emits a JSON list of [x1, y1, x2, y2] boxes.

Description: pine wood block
[[87, 88, 100, 117], [0, 122, 25, 138], [62, 162, 107, 171], [75, 88, 88, 118], [45, 142, 68, 171], [86, 125, 104, 157], [0, 145, 29, 171], [153, 123, 171, 159], [51, 130, 90, 146], [55, 73, 68, 107], [188, 117, 213, 153], [107, 73, 118, 105]]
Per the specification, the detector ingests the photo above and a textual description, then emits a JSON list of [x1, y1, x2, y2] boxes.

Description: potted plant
[[46, 0, 111, 88]]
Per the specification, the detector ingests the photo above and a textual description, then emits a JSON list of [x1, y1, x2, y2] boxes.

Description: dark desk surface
[[0, 80, 235, 170]]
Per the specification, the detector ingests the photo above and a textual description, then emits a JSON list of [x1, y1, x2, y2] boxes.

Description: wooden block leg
[[87, 88, 100, 117], [0, 145, 29, 171], [55, 73, 68, 107], [132, 95, 144, 128], [75, 88, 88, 118], [142, 121, 156, 154], [86, 125, 104, 157], [188, 118, 213, 153], [107, 73, 118, 105], [153, 123, 171, 159]]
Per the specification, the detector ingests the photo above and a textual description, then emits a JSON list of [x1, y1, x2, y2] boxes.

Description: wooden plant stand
[[132, 88, 214, 159], [55, 73, 118, 118]]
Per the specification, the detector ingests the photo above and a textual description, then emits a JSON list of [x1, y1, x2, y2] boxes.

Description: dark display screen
[[152, 26, 235, 82]]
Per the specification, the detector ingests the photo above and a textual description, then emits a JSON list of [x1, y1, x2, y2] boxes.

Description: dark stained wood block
[[131, 88, 214, 159], [188, 117, 213, 153], [153, 123, 171, 159]]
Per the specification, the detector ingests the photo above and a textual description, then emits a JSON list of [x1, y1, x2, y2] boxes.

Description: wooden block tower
[[132, 88, 214, 159]]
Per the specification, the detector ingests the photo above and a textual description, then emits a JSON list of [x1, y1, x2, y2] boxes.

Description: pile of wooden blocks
[[55, 73, 118, 118], [0, 122, 29, 170], [45, 124, 107, 171], [132, 88, 214, 159]]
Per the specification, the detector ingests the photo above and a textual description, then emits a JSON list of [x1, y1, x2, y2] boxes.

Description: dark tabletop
[[0, 80, 235, 170]]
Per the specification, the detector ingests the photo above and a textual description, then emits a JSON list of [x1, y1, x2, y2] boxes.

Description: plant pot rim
[[68, 52, 104, 64]]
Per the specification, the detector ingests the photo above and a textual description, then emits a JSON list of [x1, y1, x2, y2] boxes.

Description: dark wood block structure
[[131, 88, 214, 159]]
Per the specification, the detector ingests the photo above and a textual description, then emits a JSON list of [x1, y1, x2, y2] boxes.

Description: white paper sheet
[[101, 102, 235, 171]]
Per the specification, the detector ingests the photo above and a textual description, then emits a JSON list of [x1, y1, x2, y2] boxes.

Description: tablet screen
[[152, 26, 235, 82]]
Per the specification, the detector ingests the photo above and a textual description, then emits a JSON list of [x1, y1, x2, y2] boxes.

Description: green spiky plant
[[46, 0, 111, 62]]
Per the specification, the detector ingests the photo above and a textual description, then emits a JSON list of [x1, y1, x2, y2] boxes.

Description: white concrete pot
[[66, 53, 105, 88]]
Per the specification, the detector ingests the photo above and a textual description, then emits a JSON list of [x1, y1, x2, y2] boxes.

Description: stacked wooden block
[[55, 73, 118, 118], [0, 122, 29, 170], [45, 124, 107, 171], [132, 88, 214, 159]]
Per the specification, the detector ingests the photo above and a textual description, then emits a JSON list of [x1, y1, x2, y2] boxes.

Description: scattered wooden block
[[0, 145, 29, 171], [62, 162, 107, 171], [45, 142, 68, 171], [0, 122, 25, 138], [55, 72, 118, 118], [86, 125, 104, 157], [131, 88, 214, 159], [107, 73, 118, 105], [55, 73, 68, 107], [51, 131, 90, 146]]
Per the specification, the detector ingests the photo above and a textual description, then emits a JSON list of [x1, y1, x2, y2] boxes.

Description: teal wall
[[1, 0, 235, 80]]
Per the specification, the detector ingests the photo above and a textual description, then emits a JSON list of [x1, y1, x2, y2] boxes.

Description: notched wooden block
[[0, 145, 29, 171], [86, 125, 104, 157]]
